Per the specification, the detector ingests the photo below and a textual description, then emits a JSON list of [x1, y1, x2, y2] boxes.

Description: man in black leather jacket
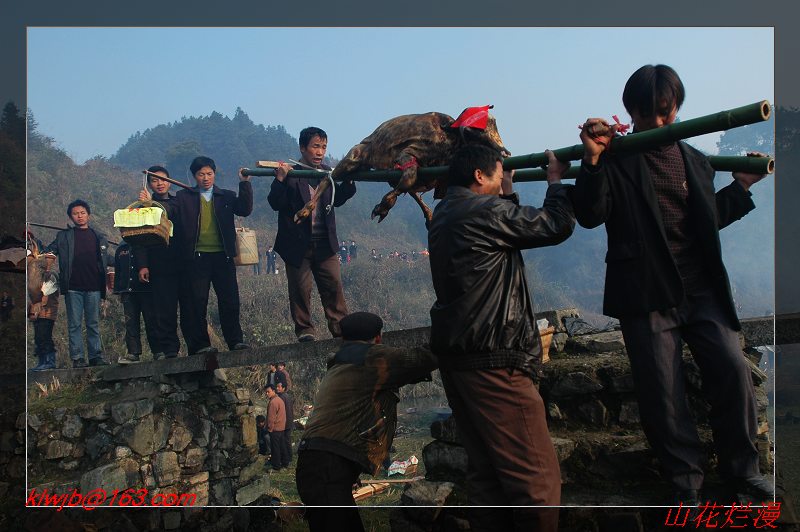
[[428, 144, 575, 532]]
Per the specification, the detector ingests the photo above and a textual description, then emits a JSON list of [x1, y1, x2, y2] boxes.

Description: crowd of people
[[25, 66, 775, 530], [369, 247, 429, 262]]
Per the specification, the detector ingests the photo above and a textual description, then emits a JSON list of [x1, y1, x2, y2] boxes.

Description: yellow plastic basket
[[114, 201, 173, 247]]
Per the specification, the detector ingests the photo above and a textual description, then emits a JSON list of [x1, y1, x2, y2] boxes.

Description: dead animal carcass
[[294, 105, 509, 224]]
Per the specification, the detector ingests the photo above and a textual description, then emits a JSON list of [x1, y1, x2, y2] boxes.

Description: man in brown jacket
[[295, 312, 437, 532], [264, 384, 287, 471]]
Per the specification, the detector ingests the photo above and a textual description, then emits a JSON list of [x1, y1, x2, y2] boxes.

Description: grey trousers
[[284, 246, 348, 338], [619, 288, 760, 491]]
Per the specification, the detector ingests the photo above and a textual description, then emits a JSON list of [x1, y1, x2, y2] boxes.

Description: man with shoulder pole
[[572, 64, 773, 505], [428, 143, 575, 532], [173, 156, 253, 356]]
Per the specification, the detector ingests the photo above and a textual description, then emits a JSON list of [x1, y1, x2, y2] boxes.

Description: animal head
[[451, 106, 510, 157]]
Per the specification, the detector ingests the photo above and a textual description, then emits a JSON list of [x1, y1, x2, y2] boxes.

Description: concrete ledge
[[740, 313, 800, 347], [27, 326, 432, 385], [777, 313, 800, 345]]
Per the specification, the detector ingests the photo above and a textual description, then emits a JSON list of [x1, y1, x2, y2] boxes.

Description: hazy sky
[[28, 27, 773, 164]]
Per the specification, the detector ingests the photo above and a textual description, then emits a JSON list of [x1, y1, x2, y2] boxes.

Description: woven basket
[[233, 227, 258, 266], [114, 201, 173, 247]]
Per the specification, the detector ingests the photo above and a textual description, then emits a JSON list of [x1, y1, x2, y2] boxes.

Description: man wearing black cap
[[295, 311, 436, 532]]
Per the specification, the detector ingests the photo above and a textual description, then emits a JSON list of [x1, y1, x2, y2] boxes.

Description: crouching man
[[295, 312, 437, 532]]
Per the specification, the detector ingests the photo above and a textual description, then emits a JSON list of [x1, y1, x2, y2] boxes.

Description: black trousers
[[120, 292, 158, 355], [33, 318, 56, 356], [184, 252, 243, 354], [148, 269, 190, 354], [269, 430, 288, 469], [619, 287, 760, 491], [296, 449, 365, 532], [282, 428, 293, 466]]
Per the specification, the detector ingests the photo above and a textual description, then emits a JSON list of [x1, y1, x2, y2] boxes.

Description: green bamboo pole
[[512, 155, 774, 182], [241, 100, 772, 182], [503, 100, 771, 170], [242, 154, 773, 183]]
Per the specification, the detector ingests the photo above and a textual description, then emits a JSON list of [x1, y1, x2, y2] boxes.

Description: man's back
[[428, 185, 574, 363]]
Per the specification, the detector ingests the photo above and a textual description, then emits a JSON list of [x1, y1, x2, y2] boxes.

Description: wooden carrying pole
[[141, 170, 192, 189]]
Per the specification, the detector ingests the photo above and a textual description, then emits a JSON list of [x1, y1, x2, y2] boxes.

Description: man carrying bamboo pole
[[137, 166, 189, 359], [428, 144, 574, 532], [268, 127, 356, 342], [573, 64, 772, 505]]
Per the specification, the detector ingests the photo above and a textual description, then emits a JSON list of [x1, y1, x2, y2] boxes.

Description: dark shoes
[[164, 352, 178, 359], [230, 343, 249, 351], [153, 352, 166, 361], [728, 475, 776, 502], [117, 353, 141, 365], [297, 334, 315, 343], [193, 346, 219, 356], [89, 357, 109, 367], [32, 353, 56, 371], [72, 359, 88, 369]]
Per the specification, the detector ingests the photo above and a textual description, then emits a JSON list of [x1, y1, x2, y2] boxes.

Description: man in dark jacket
[[173, 156, 253, 355], [45, 199, 111, 368], [572, 64, 772, 505], [268, 127, 356, 342], [428, 144, 574, 532], [296, 311, 436, 532], [276, 381, 294, 466], [113, 240, 157, 364], [137, 165, 190, 359]]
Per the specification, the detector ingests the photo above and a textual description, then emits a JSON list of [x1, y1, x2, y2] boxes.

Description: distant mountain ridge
[[110, 108, 300, 187]]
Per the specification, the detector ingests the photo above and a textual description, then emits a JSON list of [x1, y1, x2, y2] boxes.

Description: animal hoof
[[371, 206, 388, 222]]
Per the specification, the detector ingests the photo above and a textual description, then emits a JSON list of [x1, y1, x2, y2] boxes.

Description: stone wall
[[393, 314, 778, 530], [26, 369, 273, 509]]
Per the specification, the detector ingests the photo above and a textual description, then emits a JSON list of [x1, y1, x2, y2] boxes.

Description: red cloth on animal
[[451, 105, 492, 130]]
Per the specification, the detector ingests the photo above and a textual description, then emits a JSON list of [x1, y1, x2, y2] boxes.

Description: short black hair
[[299, 127, 327, 148], [67, 199, 91, 217], [256, 415, 266, 423], [147, 165, 170, 181], [448, 144, 503, 188], [622, 64, 685, 119], [190, 156, 216, 176], [277, 361, 286, 368], [264, 384, 276, 392]]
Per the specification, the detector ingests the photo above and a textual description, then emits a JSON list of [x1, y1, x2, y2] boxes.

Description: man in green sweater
[[173, 156, 253, 355]]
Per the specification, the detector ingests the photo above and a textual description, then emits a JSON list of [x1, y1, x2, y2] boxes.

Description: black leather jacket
[[428, 184, 575, 375]]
